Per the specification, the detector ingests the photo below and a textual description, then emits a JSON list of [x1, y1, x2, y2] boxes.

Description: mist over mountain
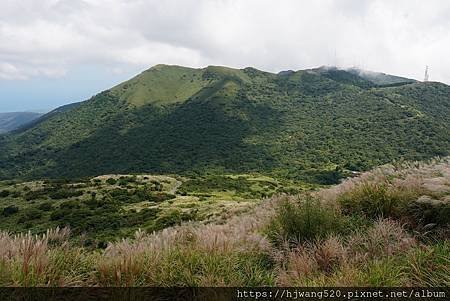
[[0, 112, 43, 134], [0, 64, 448, 182]]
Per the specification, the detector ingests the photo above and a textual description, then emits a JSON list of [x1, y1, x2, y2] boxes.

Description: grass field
[[0, 158, 448, 286]]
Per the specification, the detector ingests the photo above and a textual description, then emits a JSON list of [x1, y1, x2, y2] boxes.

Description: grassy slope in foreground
[[0, 157, 448, 286]]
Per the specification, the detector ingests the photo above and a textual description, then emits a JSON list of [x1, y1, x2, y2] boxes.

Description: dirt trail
[[168, 179, 182, 194]]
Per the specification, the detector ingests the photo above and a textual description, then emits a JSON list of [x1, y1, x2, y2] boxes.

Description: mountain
[[0, 64, 449, 181], [312, 66, 416, 87], [346, 68, 417, 86], [0, 112, 43, 134]]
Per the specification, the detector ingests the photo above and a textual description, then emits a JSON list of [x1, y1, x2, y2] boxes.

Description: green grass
[[266, 195, 359, 245], [100, 248, 275, 287], [0, 158, 449, 287], [336, 163, 450, 233], [111, 65, 211, 106], [338, 182, 411, 219]]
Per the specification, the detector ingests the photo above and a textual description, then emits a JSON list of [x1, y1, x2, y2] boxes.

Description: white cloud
[[0, 0, 449, 83], [0, 62, 26, 80]]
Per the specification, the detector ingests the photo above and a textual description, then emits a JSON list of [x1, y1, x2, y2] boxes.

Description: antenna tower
[[424, 65, 429, 82]]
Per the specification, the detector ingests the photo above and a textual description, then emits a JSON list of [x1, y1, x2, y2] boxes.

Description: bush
[[307, 168, 345, 185], [38, 202, 53, 211], [2, 205, 19, 216], [18, 208, 42, 222], [267, 196, 349, 245], [149, 209, 196, 232], [60, 200, 81, 209], [108, 188, 132, 202], [117, 176, 136, 186], [50, 209, 67, 221], [149, 193, 176, 203], [0, 190, 10, 198], [49, 188, 83, 200], [24, 190, 47, 201], [106, 178, 117, 185]]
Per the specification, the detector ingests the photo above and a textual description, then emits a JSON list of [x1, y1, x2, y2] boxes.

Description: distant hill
[[0, 64, 448, 181], [0, 112, 42, 133]]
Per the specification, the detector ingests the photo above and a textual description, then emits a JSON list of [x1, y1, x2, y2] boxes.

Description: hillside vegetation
[[0, 173, 309, 244], [0, 158, 448, 286], [0, 65, 448, 181]]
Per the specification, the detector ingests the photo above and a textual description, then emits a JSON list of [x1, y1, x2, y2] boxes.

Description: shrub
[[24, 190, 47, 201], [266, 196, 348, 245], [149, 193, 176, 202], [307, 168, 344, 185], [59, 200, 81, 209], [18, 208, 42, 223], [49, 188, 83, 200], [149, 209, 196, 232], [38, 202, 53, 211], [0, 190, 10, 198], [2, 205, 19, 216], [117, 176, 136, 186], [106, 178, 117, 185], [108, 188, 132, 202], [50, 209, 67, 221], [151, 209, 184, 231]]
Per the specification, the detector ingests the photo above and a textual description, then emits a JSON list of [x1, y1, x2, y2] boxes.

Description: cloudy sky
[[1, 0, 449, 112]]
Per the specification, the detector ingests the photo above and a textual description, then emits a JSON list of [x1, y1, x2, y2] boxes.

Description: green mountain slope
[[0, 65, 449, 181]]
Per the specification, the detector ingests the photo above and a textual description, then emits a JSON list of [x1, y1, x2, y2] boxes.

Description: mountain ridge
[[0, 64, 448, 182]]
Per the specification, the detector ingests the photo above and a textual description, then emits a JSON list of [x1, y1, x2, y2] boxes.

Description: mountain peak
[[1, 63, 449, 180], [109, 64, 256, 106]]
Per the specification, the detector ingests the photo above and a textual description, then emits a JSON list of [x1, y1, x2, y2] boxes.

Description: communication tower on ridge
[[424, 66, 429, 82]]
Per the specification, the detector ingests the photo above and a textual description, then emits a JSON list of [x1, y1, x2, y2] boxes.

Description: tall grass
[[327, 157, 450, 232], [276, 219, 419, 286], [0, 158, 448, 287], [266, 195, 351, 246]]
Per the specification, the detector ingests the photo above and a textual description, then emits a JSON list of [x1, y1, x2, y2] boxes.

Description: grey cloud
[[0, 0, 449, 83]]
